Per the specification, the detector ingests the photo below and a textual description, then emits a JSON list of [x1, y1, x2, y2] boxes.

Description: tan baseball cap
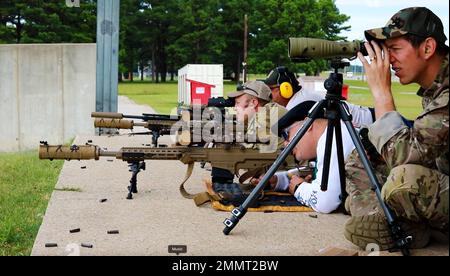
[[228, 81, 272, 102]]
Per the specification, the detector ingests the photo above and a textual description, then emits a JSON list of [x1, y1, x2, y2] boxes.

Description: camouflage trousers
[[345, 149, 449, 231]]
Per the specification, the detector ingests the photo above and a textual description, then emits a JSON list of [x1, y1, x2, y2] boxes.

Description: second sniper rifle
[[92, 97, 236, 147], [92, 112, 179, 147]]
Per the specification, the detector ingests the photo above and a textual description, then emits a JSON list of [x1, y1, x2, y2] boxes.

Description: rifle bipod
[[127, 161, 146, 199]]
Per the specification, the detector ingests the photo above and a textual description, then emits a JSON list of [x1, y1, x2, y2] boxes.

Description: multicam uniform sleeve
[[256, 103, 287, 153], [368, 89, 449, 170]]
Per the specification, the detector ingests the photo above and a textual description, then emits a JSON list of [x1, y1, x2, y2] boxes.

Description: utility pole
[[242, 14, 248, 83], [96, 0, 120, 113]]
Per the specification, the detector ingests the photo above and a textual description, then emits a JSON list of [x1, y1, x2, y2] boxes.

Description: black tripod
[[222, 61, 412, 256]]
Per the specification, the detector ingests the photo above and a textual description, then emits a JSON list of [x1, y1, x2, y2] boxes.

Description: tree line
[[0, 0, 351, 82]]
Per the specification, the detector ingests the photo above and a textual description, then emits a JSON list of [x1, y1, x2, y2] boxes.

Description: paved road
[[31, 97, 448, 256]]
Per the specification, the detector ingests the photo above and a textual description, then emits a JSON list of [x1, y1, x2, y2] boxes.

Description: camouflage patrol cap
[[228, 81, 272, 102], [364, 7, 447, 44]]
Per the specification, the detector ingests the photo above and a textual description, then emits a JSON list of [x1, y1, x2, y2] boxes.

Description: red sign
[[186, 79, 216, 105]]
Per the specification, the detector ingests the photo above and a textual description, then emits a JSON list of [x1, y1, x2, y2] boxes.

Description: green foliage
[[0, 0, 96, 43], [118, 0, 350, 80], [1, 0, 352, 77], [0, 151, 63, 256], [247, 0, 350, 75]]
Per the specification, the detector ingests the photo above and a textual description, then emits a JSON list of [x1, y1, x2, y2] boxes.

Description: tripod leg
[[224, 118, 319, 234], [333, 120, 347, 200], [222, 100, 328, 235], [320, 119, 335, 191], [340, 117, 412, 255]]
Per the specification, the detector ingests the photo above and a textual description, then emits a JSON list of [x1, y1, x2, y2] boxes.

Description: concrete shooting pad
[[32, 97, 448, 256]]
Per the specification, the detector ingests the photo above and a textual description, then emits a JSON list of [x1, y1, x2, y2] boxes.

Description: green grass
[[119, 81, 180, 115], [119, 80, 240, 114], [345, 80, 421, 119], [0, 151, 63, 256], [119, 79, 422, 119]]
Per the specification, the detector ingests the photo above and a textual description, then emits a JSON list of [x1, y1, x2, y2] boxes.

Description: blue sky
[[335, 0, 449, 45]]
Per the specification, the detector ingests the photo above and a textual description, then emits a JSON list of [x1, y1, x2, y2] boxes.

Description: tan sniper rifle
[[39, 142, 300, 200], [91, 112, 180, 147], [91, 97, 237, 147], [92, 110, 241, 146]]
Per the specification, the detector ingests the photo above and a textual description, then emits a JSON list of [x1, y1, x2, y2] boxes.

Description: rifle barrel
[[91, 112, 124, 119]]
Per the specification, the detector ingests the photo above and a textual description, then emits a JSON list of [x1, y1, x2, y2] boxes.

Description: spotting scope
[[288, 37, 368, 62]]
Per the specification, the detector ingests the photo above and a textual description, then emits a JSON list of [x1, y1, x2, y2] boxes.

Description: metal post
[[96, 0, 120, 113], [243, 14, 248, 83]]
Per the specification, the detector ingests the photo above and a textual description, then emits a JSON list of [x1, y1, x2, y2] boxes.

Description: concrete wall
[[0, 44, 96, 152]]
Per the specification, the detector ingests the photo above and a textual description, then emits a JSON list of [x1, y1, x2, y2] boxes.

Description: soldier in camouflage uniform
[[344, 7, 449, 251], [210, 81, 287, 184], [228, 80, 287, 153]]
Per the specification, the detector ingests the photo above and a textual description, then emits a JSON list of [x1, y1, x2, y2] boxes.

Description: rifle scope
[[207, 97, 235, 108]]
